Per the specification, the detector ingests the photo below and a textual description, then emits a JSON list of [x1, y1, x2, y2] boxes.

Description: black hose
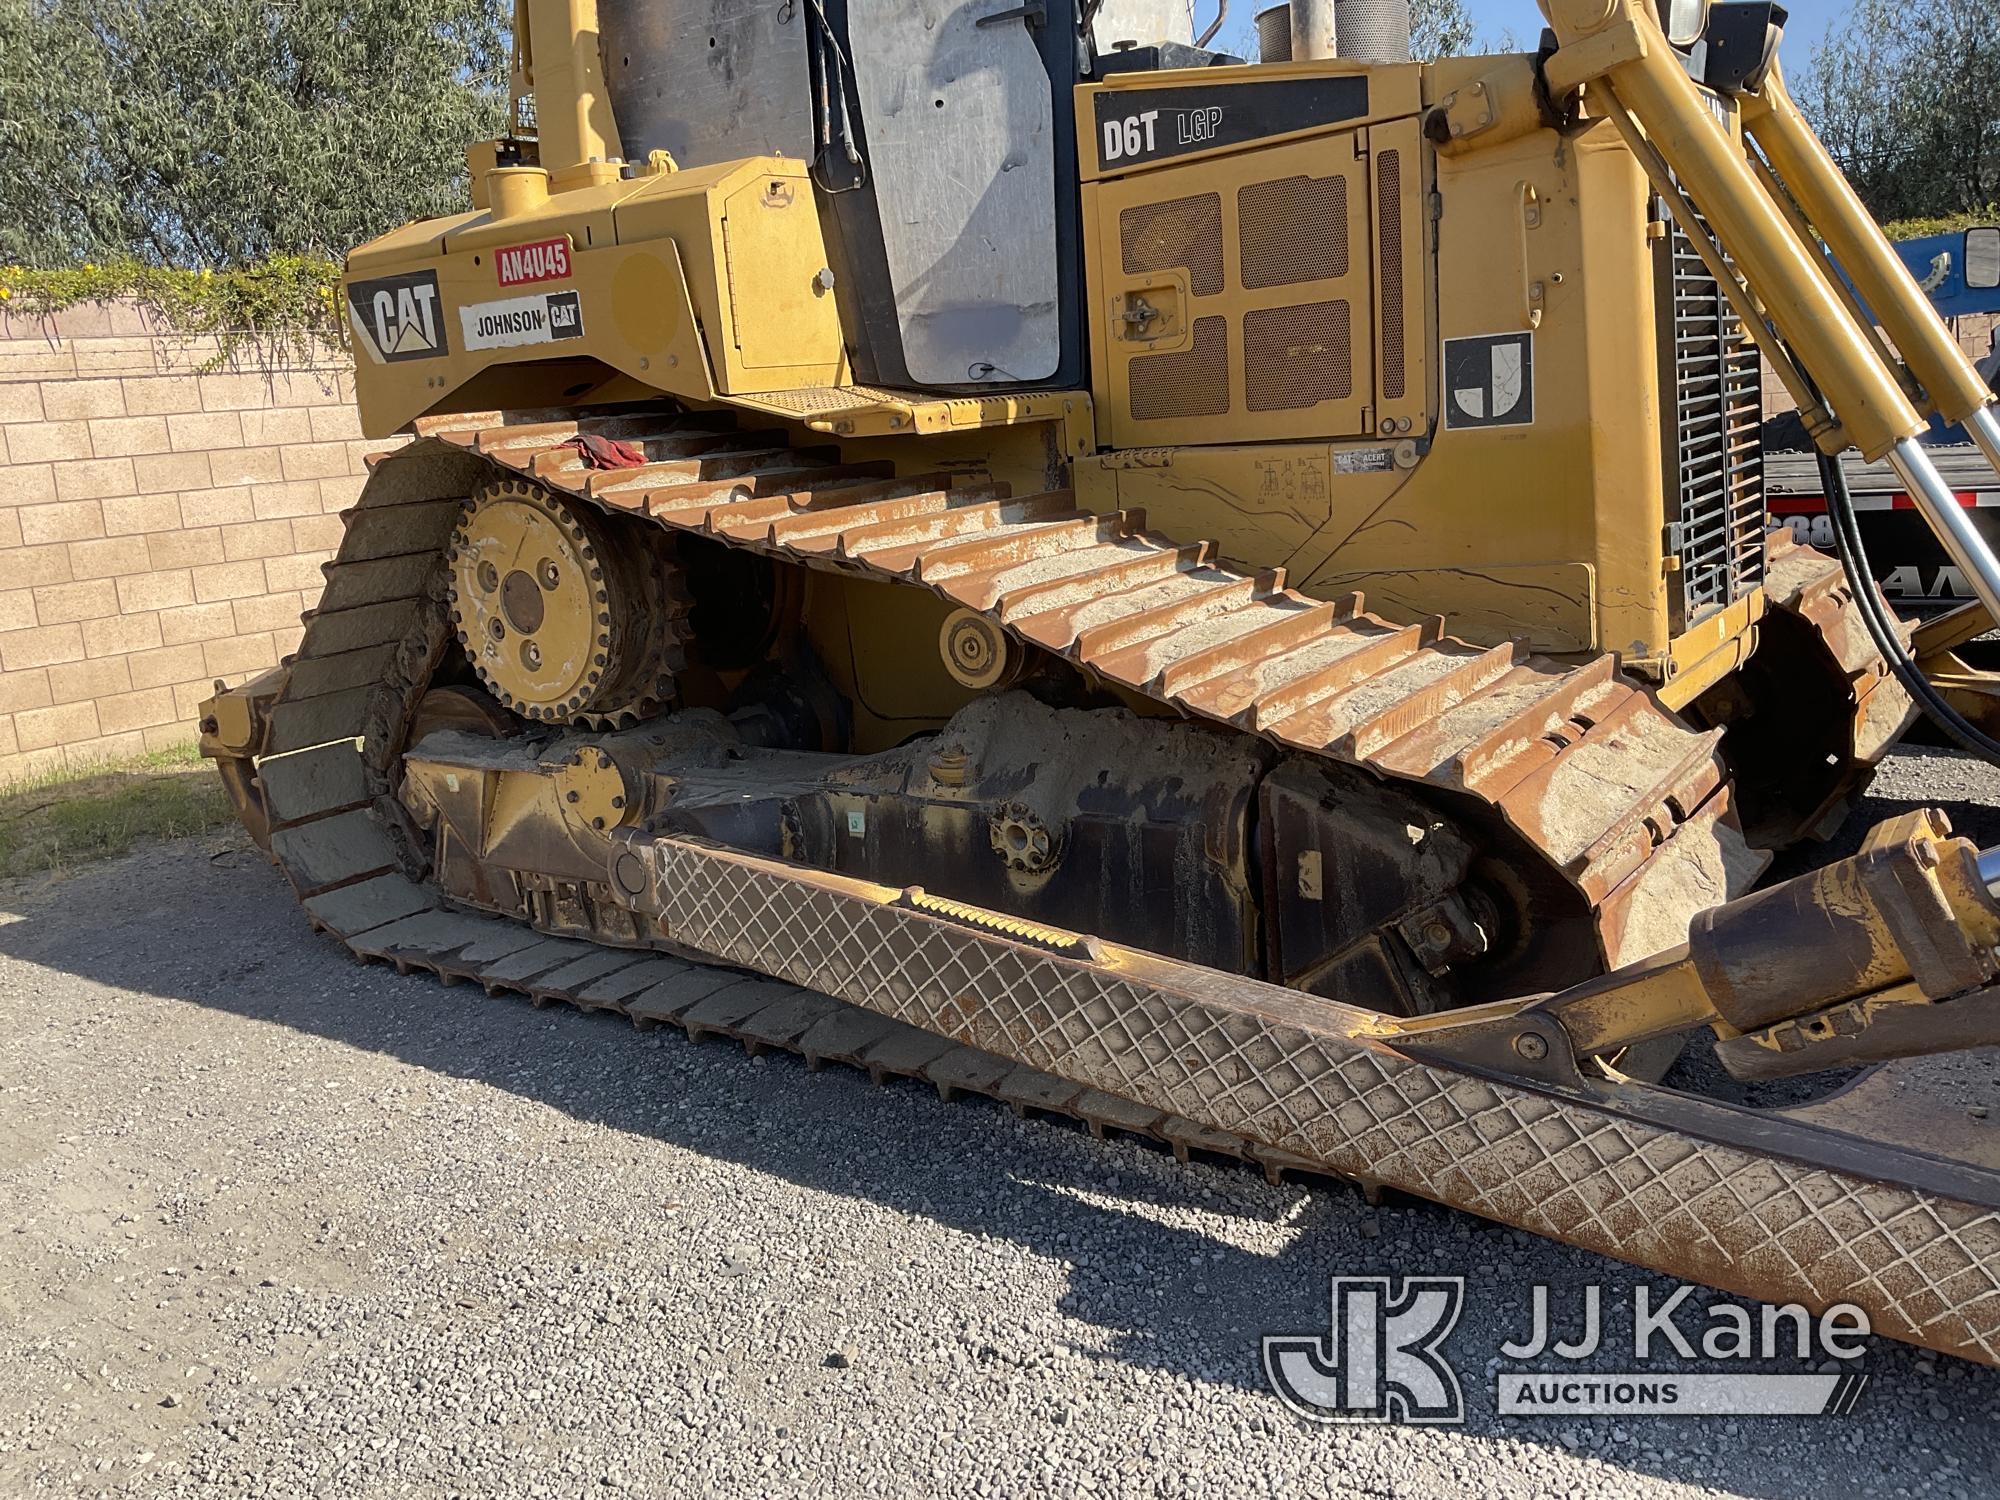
[[1817, 446, 2000, 762]]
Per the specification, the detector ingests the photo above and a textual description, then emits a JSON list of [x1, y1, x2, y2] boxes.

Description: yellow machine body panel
[[1073, 54, 1703, 670], [343, 157, 846, 435], [1079, 60, 1431, 455]]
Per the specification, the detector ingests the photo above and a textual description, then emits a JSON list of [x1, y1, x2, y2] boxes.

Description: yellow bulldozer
[[200, 0, 2000, 1364]]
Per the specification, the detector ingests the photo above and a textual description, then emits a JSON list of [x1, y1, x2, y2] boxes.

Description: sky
[[1207, 0, 1854, 72]]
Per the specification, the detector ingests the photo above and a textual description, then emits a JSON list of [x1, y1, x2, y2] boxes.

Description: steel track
[[299, 405, 1819, 967]]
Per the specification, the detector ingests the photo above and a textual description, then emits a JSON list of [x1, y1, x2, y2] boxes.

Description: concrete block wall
[[0, 303, 404, 782]]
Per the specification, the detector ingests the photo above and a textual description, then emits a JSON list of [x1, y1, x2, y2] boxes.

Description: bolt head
[[1513, 1031, 1549, 1062]]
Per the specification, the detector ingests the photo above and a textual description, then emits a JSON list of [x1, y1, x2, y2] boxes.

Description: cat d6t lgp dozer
[[201, 0, 2000, 1361]]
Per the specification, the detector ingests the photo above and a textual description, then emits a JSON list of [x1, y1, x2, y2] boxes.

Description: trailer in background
[[1764, 223, 2000, 609], [1767, 446, 2000, 609]]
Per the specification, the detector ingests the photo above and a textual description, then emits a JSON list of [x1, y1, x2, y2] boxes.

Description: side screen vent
[[1376, 148, 1405, 402], [1238, 175, 1349, 289], [1657, 198, 1766, 629], [1131, 316, 1231, 420], [1120, 193, 1225, 296]]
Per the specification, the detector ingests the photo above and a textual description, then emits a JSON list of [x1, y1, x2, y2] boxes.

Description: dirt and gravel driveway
[[0, 745, 1996, 1498]]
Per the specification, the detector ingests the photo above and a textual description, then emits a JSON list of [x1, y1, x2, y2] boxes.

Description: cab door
[[848, 0, 1063, 385]]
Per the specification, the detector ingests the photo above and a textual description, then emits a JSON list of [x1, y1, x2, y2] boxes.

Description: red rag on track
[[557, 432, 647, 469]]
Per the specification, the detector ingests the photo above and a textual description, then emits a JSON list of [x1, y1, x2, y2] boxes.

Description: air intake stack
[[1333, 0, 1410, 62], [1254, 4, 1297, 60]]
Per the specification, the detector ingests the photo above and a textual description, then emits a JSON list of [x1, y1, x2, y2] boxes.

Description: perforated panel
[[1377, 149, 1406, 403], [1095, 128, 1374, 446], [1239, 175, 1349, 289], [1121, 193, 1225, 297], [1245, 302, 1352, 412], [1130, 317, 1231, 421]]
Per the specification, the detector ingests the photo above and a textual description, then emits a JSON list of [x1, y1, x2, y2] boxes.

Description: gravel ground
[[0, 746, 1996, 1498]]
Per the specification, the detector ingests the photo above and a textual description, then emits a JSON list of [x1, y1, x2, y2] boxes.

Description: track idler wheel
[[447, 477, 686, 728]]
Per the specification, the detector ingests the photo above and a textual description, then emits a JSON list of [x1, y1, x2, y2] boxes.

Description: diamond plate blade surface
[[650, 837, 2000, 1365]]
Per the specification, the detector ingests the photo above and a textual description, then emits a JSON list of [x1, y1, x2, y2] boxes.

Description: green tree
[[0, 0, 510, 268], [1410, 0, 1475, 61], [1794, 0, 1999, 223]]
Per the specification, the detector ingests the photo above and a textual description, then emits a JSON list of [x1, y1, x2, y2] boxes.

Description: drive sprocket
[[446, 477, 687, 728]]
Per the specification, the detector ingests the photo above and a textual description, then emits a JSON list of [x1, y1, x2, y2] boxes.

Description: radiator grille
[[1239, 175, 1348, 289], [1659, 205, 1764, 628], [1377, 149, 1406, 402], [1131, 316, 1231, 421], [1245, 302, 1352, 412], [1121, 193, 1224, 297]]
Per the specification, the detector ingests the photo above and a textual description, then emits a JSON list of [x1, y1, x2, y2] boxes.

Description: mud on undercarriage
[[400, 691, 1577, 1020]]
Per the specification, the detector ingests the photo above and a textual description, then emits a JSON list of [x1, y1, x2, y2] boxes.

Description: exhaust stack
[[1254, 0, 1410, 63], [1290, 0, 1335, 58]]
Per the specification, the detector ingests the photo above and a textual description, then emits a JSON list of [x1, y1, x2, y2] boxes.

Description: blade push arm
[[1405, 809, 2000, 1083], [1537, 0, 2000, 622], [1740, 69, 2000, 506]]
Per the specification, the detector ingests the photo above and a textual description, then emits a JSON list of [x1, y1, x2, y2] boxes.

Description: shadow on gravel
[[3, 743, 1997, 1499], [1764, 742, 2000, 878]]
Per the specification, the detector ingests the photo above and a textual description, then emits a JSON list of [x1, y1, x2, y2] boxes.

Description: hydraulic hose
[[1818, 447, 2000, 763]]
